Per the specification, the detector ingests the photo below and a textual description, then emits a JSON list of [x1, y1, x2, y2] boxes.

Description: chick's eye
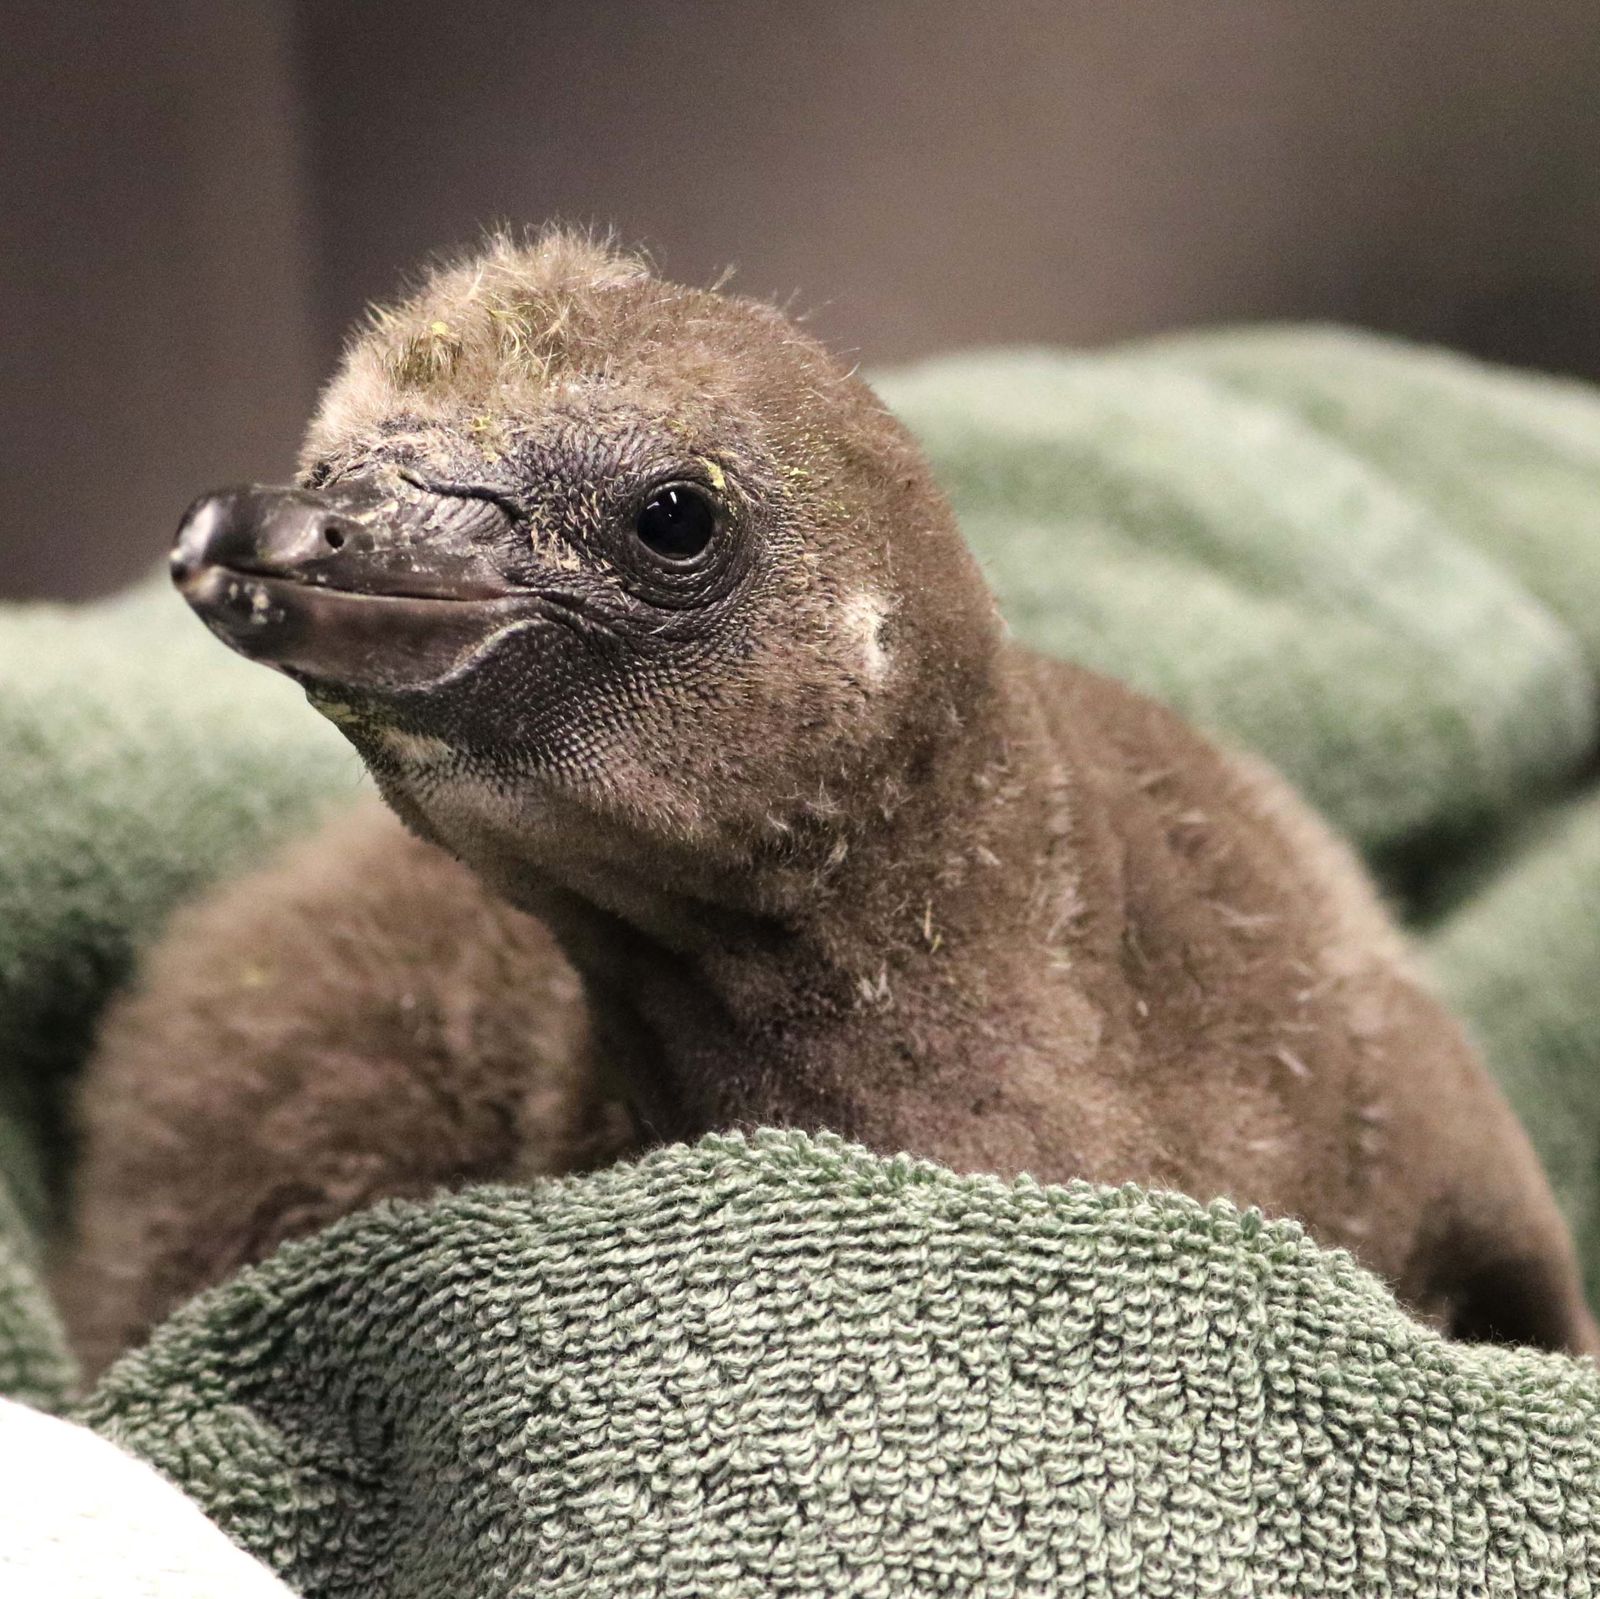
[[634, 484, 717, 561]]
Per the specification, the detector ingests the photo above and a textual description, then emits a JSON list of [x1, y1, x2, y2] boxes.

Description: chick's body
[[61, 232, 1597, 1371]]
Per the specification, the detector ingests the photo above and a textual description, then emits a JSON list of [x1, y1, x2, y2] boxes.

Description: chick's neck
[[501, 657, 1073, 1148]]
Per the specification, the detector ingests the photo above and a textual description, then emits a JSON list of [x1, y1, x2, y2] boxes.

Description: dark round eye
[[634, 484, 717, 561]]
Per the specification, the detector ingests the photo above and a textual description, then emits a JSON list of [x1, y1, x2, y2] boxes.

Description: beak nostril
[[322, 524, 346, 552]]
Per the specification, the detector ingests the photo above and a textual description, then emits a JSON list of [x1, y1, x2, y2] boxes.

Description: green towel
[[1138, 325, 1600, 668], [0, 583, 358, 1407], [0, 1173, 72, 1412], [876, 345, 1596, 865], [1429, 791, 1600, 1310], [81, 1132, 1600, 1597], [5, 324, 1600, 1590]]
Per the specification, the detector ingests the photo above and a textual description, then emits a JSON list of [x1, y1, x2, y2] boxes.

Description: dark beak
[[172, 481, 540, 693]]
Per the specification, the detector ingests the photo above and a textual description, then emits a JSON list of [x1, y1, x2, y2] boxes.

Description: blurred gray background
[[6, 0, 1600, 599]]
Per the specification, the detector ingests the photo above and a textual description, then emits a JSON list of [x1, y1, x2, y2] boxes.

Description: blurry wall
[[1, 2, 316, 601], [5, 0, 1600, 600]]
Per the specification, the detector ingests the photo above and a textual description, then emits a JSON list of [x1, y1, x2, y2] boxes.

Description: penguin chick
[[71, 229, 1596, 1362], [60, 798, 630, 1377]]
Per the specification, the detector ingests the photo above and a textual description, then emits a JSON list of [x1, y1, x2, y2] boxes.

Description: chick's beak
[[173, 482, 541, 694]]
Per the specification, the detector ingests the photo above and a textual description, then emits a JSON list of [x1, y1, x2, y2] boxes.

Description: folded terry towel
[[82, 1131, 1600, 1597], [4, 325, 1600, 1592]]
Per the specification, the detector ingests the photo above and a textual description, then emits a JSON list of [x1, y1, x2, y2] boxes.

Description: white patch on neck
[[843, 591, 890, 684], [379, 728, 454, 768]]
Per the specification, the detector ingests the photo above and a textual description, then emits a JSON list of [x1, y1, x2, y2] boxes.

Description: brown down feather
[[60, 230, 1599, 1374]]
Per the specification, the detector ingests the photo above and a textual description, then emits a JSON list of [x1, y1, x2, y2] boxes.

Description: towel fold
[[83, 1132, 1600, 1598]]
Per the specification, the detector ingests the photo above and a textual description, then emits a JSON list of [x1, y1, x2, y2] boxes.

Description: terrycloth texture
[[4, 325, 1600, 1591], [82, 1132, 1600, 1598]]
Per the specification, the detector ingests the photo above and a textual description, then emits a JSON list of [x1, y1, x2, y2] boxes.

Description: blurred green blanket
[[8, 326, 1600, 1593]]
